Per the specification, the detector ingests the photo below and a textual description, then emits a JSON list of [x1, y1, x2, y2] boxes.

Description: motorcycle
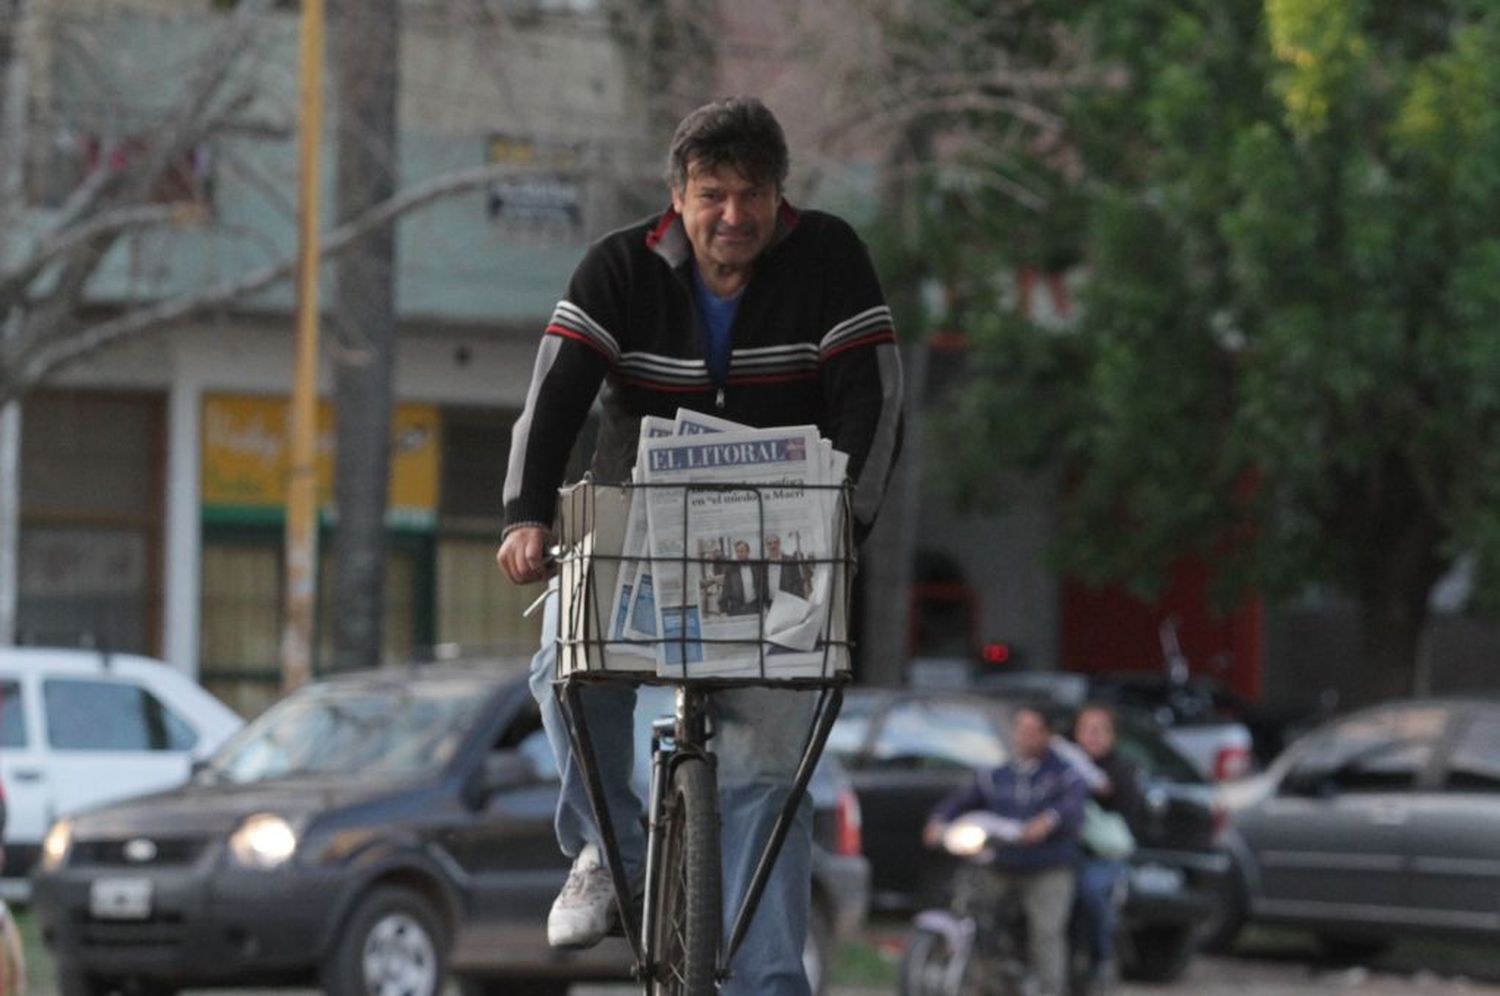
[[898, 814, 1035, 996], [899, 814, 1119, 996]]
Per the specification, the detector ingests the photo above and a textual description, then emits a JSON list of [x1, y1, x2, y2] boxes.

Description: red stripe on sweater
[[821, 330, 896, 362], [546, 325, 615, 361]]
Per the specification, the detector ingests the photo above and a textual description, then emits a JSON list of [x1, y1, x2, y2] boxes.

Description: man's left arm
[[817, 221, 905, 537]]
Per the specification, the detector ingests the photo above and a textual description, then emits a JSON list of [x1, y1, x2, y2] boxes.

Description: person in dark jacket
[[718, 539, 766, 615], [496, 97, 903, 996], [1072, 705, 1147, 990], [924, 707, 1089, 996]]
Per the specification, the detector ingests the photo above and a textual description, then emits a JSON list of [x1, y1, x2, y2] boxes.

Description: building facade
[[13, 0, 653, 715]]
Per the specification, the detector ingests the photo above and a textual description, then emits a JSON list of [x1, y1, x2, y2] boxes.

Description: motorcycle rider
[[923, 707, 1088, 996]]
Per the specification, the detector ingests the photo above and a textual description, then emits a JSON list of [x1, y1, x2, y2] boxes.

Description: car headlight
[[41, 819, 73, 872], [228, 813, 298, 870]]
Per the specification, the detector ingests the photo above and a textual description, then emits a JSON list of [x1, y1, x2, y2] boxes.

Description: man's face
[[767, 536, 782, 559], [1075, 708, 1116, 760], [1013, 710, 1050, 762], [671, 162, 780, 275], [734, 541, 751, 560]]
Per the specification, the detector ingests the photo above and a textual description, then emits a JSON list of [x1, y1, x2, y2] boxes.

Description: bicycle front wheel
[[651, 754, 721, 996]]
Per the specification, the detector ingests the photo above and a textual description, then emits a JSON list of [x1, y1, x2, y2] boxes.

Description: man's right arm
[[498, 242, 626, 583]]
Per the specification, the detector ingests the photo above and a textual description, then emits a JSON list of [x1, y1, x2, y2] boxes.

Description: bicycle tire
[[651, 755, 721, 996]]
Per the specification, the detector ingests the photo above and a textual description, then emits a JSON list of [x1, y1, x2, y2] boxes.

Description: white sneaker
[[547, 843, 617, 949]]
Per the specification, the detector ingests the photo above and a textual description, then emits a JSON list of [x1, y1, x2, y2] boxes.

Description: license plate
[[90, 878, 153, 920], [1130, 863, 1185, 896]]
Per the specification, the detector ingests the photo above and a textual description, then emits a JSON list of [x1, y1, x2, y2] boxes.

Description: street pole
[[281, 0, 324, 693], [0, 0, 36, 648]]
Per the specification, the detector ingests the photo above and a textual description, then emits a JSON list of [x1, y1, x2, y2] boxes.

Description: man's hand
[[497, 526, 553, 584], [922, 819, 946, 849], [1020, 813, 1057, 845]]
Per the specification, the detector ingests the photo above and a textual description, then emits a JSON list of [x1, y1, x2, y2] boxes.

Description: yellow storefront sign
[[202, 395, 439, 528]]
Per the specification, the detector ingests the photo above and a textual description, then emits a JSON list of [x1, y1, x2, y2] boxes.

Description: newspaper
[[555, 481, 651, 673], [565, 411, 850, 679], [615, 410, 809, 648], [605, 416, 675, 661], [670, 410, 849, 659], [639, 424, 844, 678]]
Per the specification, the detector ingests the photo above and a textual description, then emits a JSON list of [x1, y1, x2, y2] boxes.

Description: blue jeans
[[1073, 857, 1128, 965], [528, 587, 816, 996]]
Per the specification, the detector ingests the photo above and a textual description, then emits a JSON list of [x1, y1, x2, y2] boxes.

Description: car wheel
[[1197, 858, 1249, 953], [1316, 935, 1393, 963], [456, 977, 569, 996], [1121, 923, 1196, 983], [802, 903, 833, 996], [322, 885, 449, 996]]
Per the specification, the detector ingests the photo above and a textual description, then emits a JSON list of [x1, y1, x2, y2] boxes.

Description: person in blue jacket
[[923, 706, 1089, 996]]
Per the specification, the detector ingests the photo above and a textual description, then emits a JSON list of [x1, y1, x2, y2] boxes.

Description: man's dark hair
[[666, 97, 789, 193]]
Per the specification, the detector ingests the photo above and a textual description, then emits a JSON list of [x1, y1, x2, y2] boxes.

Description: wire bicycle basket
[[552, 477, 856, 685]]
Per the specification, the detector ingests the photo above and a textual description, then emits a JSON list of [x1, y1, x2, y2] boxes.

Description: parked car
[[32, 663, 868, 996], [1209, 697, 1500, 957], [0, 648, 243, 890], [826, 687, 1227, 982]]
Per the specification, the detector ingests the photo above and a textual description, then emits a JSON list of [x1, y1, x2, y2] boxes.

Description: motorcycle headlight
[[228, 813, 298, 870], [942, 820, 990, 857], [41, 819, 73, 872]]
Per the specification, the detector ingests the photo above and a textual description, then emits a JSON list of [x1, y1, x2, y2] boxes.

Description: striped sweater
[[502, 202, 904, 537]]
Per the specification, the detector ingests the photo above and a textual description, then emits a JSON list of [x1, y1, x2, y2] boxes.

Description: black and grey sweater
[[502, 202, 905, 537]]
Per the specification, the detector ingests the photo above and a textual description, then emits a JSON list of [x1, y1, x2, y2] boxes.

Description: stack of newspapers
[[556, 409, 851, 680]]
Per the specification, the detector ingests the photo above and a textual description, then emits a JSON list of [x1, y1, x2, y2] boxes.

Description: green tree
[[948, 0, 1500, 703]]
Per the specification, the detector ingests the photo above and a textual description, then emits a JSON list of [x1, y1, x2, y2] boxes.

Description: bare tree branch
[[0, 161, 544, 404], [0, 202, 203, 303]]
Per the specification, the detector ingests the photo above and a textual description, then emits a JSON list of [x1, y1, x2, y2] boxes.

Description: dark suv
[[31, 663, 869, 996]]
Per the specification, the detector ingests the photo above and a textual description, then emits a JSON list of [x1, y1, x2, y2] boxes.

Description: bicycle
[[548, 478, 853, 995]]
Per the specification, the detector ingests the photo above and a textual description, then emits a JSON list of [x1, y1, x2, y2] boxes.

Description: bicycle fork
[[639, 686, 714, 974]]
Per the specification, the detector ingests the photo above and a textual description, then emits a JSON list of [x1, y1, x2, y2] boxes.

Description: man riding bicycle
[[496, 97, 903, 996]]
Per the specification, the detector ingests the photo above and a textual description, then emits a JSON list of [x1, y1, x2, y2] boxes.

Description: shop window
[[199, 540, 283, 715], [317, 545, 424, 668], [199, 534, 428, 716], [435, 538, 542, 654], [17, 391, 163, 655], [435, 406, 548, 655]]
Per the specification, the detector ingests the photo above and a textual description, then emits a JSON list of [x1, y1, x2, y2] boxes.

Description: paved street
[[16, 951, 1500, 996], [21, 909, 1500, 996], [561, 951, 1500, 996]]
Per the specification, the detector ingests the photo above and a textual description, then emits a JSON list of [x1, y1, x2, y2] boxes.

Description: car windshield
[[208, 681, 491, 784]]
